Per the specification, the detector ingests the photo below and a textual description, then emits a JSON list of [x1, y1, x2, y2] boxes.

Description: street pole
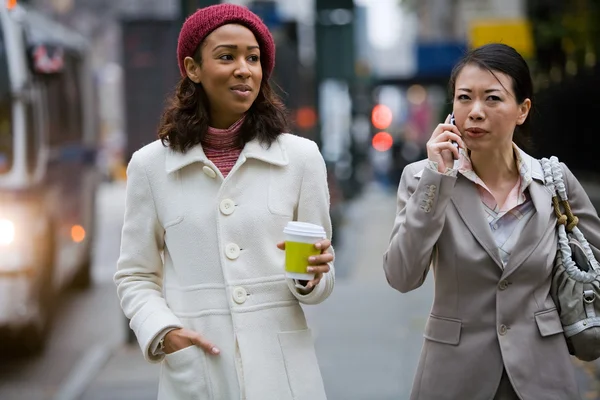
[[314, 0, 355, 147]]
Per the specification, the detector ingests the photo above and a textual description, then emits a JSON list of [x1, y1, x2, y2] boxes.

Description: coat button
[[499, 280, 509, 290], [220, 199, 235, 215], [232, 287, 248, 304], [225, 243, 240, 260], [499, 324, 509, 336], [202, 166, 217, 179]]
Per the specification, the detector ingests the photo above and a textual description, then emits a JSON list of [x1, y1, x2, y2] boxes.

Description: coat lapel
[[451, 175, 505, 271], [165, 144, 209, 174], [450, 149, 553, 275], [502, 179, 552, 277], [242, 136, 289, 166]]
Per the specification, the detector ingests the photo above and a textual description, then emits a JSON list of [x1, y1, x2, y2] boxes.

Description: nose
[[234, 60, 251, 79], [468, 101, 485, 121]]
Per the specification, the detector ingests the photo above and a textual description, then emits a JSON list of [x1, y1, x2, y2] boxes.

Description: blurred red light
[[371, 104, 393, 130], [372, 132, 393, 152], [296, 107, 317, 129]]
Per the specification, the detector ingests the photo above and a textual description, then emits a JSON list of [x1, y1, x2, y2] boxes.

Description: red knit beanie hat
[[177, 4, 275, 79]]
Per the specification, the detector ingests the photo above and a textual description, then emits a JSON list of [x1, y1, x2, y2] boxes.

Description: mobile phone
[[450, 112, 458, 149]]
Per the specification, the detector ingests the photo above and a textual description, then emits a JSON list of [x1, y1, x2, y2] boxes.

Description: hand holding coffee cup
[[276, 222, 333, 291]]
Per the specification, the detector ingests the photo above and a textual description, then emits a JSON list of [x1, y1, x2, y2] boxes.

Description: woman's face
[[185, 24, 263, 128], [452, 63, 530, 153]]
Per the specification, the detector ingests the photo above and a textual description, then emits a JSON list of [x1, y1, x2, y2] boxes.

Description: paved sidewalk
[[80, 345, 159, 400]]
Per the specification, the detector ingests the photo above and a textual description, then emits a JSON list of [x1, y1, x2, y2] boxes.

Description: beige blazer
[[115, 134, 333, 400], [384, 151, 600, 400]]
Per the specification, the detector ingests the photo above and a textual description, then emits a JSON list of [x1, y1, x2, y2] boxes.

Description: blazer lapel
[[503, 180, 553, 277], [451, 175, 504, 271]]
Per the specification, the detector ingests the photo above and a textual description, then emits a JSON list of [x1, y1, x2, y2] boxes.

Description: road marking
[[54, 343, 114, 400]]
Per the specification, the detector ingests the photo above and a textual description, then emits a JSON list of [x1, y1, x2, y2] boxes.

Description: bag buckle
[[584, 290, 596, 304]]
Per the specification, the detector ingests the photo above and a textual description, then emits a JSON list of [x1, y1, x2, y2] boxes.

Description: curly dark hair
[[158, 45, 289, 153]]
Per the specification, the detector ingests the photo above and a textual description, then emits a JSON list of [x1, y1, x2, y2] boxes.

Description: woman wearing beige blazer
[[114, 5, 334, 400], [384, 43, 600, 400]]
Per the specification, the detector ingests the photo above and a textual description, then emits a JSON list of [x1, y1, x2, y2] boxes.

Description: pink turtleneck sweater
[[202, 117, 245, 178]]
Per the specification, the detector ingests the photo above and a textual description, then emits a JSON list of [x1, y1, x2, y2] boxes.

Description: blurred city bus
[[0, 4, 98, 354]]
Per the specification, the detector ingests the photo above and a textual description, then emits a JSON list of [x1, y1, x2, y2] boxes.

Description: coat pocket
[[164, 215, 184, 229], [424, 315, 462, 345], [534, 308, 564, 337], [159, 345, 213, 400], [278, 329, 327, 400]]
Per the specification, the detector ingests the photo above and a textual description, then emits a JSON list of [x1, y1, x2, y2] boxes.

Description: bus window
[[64, 56, 83, 142], [46, 74, 67, 147], [46, 53, 83, 148], [0, 25, 11, 174], [0, 101, 11, 174], [25, 101, 37, 173]]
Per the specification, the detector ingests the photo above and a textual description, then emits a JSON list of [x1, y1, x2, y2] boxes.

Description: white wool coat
[[114, 134, 334, 400]]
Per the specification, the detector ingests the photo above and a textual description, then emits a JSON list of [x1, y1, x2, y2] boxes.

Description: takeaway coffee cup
[[283, 222, 326, 280]]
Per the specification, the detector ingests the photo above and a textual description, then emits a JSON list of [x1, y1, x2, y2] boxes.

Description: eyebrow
[[457, 88, 502, 93], [213, 44, 260, 51]]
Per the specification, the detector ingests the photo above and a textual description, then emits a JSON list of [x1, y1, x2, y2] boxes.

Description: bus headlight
[[0, 218, 15, 245]]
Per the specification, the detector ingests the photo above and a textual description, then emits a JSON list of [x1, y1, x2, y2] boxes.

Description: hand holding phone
[[426, 113, 463, 172]]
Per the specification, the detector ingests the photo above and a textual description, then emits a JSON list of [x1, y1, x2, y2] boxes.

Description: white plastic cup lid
[[283, 221, 326, 238]]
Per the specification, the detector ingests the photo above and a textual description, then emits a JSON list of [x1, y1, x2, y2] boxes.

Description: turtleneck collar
[[203, 116, 245, 150]]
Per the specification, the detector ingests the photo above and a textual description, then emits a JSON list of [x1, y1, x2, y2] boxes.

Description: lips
[[231, 84, 252, 92], [465, 127, 487, 134]]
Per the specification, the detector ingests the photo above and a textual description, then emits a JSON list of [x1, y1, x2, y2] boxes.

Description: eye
[[248, 55, 260, 63], [487, 95, 501, 101], [457, 94, 470, 100], [219, 54, 234, 61]]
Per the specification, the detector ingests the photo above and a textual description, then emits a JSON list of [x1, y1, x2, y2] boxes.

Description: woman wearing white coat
[[114, 4, 335, 400]]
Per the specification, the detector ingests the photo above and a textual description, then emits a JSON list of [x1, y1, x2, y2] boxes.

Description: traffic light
[[371, 104, 392, 130], [372, 131, 393, 152]]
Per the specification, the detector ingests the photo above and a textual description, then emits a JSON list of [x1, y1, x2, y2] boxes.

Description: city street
[[0, 180, 599, 400]]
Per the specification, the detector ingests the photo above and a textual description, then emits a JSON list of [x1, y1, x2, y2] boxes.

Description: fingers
[[305, 273, 323, 289], [307, 263, 330, 274], [429, 141, 460, 161], [427, 129, 464, 163], [165, 328, 220, 356], [189, 332, 220, 355], [308, 252, 333, 266], [432, 123, 461, 139], [432, 130, 464, 148], [314, 239, 331, 251], [279, 240, 331, 252]]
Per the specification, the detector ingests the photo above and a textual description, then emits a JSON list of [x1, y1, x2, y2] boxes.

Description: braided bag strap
[[541, 156, 600, 282]]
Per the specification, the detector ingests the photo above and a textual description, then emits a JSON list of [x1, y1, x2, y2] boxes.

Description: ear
[[516, 98, 531, 126], [184, 56, 202, 83]]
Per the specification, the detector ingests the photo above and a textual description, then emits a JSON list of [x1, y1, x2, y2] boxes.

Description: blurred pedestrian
[[383, 43, 600, 400], [114, 4, 334, 400]]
